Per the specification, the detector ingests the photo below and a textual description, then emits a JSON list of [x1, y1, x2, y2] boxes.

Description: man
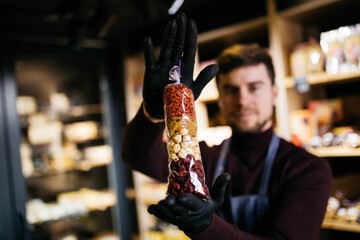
[[122, 13, 332, 239]]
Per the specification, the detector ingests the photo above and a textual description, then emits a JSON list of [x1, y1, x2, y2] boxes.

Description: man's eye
[[223, 87, 237, 94], [249, 85, 260, 92], [226, 89, 238, 94]]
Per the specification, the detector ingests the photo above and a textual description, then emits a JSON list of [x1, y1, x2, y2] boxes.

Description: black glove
[[148, 173, 230, 234], [142, 13, 219, 119]]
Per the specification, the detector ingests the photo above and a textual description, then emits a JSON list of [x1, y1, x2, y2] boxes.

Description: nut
[[172, 143, 181, 153], [187, 147, 194, 156], [170, 152, 178, 160], [182, 135, 191, 142], [180, 128, 189, 136], [180, 141, 189, 149], [178, 149, 187, 159], [173, 134, 182, 143]]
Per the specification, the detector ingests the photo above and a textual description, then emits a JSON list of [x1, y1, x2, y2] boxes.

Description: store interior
[[1, 0, 360, 239]]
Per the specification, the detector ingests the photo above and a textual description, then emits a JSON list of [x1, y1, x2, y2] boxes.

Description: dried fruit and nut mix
[[163, 64, 210, 200]]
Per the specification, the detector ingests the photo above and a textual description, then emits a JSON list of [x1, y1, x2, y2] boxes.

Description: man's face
[[217, 63, 278, 134]]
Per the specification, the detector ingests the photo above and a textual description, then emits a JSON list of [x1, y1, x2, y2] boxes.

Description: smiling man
[[216, 45, 277, 134], [122, 14, 333, 240], [218, 62, 277, 134]]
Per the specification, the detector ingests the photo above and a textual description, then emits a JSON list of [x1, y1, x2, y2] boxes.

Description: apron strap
[[212, 138, 231, 186], [212, 133, 280, 194], [258, 134, 279, 196], [213, 133, 280, 229]]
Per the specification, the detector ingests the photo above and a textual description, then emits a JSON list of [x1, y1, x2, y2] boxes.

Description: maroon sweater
[[122, 106, 333, 240]]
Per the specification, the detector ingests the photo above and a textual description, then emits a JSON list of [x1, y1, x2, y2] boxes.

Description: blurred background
[[1, 0, 360, 239]]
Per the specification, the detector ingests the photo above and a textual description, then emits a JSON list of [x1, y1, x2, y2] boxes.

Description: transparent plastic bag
[[163, 64, 209, 200]]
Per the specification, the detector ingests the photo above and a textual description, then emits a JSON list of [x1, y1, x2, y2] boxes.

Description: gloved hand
[[148, 173, 230, 234], [142, 13, 219, 119]]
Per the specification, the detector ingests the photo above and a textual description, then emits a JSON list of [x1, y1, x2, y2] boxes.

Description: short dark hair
[[215, 44, 275, 85]]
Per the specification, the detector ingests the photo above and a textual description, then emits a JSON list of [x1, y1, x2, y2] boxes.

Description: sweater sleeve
[[122, 104, 169, 182], [259, 148, 333, 240], [189, 214, 266, 240]]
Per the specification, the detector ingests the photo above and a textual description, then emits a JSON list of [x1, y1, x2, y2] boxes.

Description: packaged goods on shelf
[[50, 143, 75, 172], [343, 133, 360, 148], [290, 43, 307, 77], [320, 24, 360, 74], [62, 142, 82, 162], [342, 25, 360, 70], [26, 188, 117, 225], [28, 112, 47, 125], [288, 39, 325, 93], [324, 174, 360, 228], [20, 143, 34, 177], [325, 193, 360, 223], [28, 120, 63, 145], [16, 96, 37, 116], [307, 126, 359, 150], [50, 93, 70, 113], [319, 127, 360, 149], [320, 29, 346, 74], [325, 196, 341, 219], [289, 97, 360, 150], [307, 98, 343, 136], [26, 198, 88, 225], [289, 109, 313, 147], [58, 188, 116, 211], [64, 121, 98, 142], [290, 39, 325, 77], [83, 145, 113, 166]]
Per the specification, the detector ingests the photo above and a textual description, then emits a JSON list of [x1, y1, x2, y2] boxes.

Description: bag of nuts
[[163, 63, 210, 200]]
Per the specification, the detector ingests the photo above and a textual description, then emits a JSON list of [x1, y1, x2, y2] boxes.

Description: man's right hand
[[142, 13, 218, 119]]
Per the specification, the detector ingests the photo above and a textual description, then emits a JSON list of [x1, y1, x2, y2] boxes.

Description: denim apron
[[212, 134, 279, 231]]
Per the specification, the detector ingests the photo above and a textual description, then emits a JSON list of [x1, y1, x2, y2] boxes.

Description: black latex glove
[[148, 173, 230, 234], [142, 13, 219, 119]]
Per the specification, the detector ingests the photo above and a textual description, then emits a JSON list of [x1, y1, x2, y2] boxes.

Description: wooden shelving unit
[[276, 2, 360, 238], [285, 70, 360, 88], [322, 219, 360, 233], [307, 146, 360, 157]]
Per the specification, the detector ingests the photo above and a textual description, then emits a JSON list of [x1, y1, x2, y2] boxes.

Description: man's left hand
[[148, 173, 230, 234]]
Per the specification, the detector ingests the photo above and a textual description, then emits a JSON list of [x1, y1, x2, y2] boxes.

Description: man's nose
[[238, 88, 251, 105]]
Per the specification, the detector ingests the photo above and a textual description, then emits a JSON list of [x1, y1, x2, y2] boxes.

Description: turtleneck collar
[[230, 126, 274, 153]]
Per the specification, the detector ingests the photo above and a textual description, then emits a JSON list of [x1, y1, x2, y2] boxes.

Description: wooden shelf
[[307, 146, 360, 157], [197, 16, 268, 45], [27, 160, 111, 178], [279, 0, 347, 21], [322, 218, 360, 233], [285, 70, 360, 89]]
